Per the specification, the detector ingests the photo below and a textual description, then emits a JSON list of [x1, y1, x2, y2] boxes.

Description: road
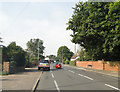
[[36, 63, 119, 92]]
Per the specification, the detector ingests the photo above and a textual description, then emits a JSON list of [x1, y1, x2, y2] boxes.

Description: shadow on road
[[2, 79, 18, 81]]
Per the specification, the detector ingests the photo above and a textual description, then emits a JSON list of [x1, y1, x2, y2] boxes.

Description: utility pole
[[0, 45, 3, 65], [75, 44, 76, 56], [38, 40, 39, 62], [62, 49, 63, 64]]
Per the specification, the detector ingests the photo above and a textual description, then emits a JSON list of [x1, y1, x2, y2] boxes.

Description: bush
[[2, 71, 8, 75], [65, 60, 69, 64], [10, 61, 16, 68], [14, 52, 26, 67], [69, 61, 76, 66]]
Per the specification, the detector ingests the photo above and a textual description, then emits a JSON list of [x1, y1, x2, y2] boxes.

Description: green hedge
[[2, 71, 8, 75], [69, 61, 76, 66], [65, 60, 69, 64]]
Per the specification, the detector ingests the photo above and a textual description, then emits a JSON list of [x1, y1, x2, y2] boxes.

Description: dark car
[[38, 60, 50, 71]]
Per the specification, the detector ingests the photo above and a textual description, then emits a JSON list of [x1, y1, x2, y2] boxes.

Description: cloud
[[0, 2, 75, 55], [0, 0, 80, 3], [0, 12, 10, 32]]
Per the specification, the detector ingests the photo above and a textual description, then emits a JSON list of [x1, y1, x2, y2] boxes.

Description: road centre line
[[105, 84, 120, 90], [78, 74, 94, 80], [54, 80, 60, 92], [51, 73, 55, 78], [68, 70, 75, 73]]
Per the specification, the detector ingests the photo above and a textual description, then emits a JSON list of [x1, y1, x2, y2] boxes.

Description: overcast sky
[[0, 0, 86, 56]]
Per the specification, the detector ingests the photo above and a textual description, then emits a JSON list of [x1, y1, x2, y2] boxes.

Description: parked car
[[38, 60, 50, 71], [55, 62, 62, 69]]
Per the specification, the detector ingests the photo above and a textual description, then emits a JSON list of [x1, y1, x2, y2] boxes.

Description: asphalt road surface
[[36, 63, 119, 92]]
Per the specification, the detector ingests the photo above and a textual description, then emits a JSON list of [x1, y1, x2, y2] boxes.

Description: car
[[55, 62, 62, 69], [38, 60, 50, 71]]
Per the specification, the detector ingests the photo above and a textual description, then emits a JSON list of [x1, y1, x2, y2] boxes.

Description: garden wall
[[76, 61, 120, 71], [3, 62, 25, 74]]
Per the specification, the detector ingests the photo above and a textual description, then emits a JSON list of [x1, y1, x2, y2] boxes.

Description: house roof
[[71, 54, 76, 59]]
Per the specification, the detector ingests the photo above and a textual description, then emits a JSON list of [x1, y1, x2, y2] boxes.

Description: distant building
[[71, 53, 79, 61], [71, 54, 76, 61], [45, 56, 49, 60]]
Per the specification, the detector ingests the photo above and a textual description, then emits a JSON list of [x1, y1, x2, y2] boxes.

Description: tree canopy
[[57, 46, 73, 62], [2, 42, 26, 66], [48, 55, 58, 61], [67, 2, 120, 61], [0, 34, 3, 43], [27, 38, 45, 61]]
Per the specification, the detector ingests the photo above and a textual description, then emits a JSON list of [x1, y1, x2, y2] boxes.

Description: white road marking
[[77, 68, 87, 70], [64, 65, 119, 80], [54, 80, 60, 92], [51, 73, 55, 78], [105, 84, 120, 90], [68, 70, 75, 73], [78, 74, 93, 80]]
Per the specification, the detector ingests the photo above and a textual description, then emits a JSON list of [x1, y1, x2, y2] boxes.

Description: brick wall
[[76, 61, 120, 71], [3, 62, 10, 74], [3, 62, 25, 74]]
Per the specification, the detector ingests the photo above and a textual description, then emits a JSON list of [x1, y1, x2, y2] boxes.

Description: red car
[[55, 63, 62, 69]]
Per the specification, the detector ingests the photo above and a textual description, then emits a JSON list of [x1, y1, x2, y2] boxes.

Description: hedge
[[69, 61, 76, 66]]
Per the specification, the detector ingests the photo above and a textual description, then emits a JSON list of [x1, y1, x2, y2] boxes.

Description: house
[[71, 54, 76, 61], [71, 53, 79, 61]]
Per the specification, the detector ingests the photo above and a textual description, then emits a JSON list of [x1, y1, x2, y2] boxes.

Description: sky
[[0, 0, 86, 56]]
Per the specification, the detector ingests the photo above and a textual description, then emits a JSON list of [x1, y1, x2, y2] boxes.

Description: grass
[[2, 71, 8, 75]]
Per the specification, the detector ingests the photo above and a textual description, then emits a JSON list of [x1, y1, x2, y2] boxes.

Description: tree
[[57, 46, 73, 62], [3, 42, 26, 66], [27, 38, 45, 61], [48, 55, 58, 61], [67, 2, 120, 61], [0, 33, 3, 43], [2, 46, 8, 62]]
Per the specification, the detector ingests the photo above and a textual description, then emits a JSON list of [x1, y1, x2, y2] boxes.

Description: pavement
[[36, 63, 119, 91], [2, 67, 42, 90]]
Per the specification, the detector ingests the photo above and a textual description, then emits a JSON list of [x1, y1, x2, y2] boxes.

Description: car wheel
[[38, 67, 40, 70], [48, 67, 50, 71]]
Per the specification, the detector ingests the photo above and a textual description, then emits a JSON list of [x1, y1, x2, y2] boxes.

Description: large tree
[[2, 42, 26, 66], [67, 2, 120, 61], [57, 46, 73, 62], [0, 34, 3, 43], [48, 55, 58, 61], [27, 38, 45, 61]]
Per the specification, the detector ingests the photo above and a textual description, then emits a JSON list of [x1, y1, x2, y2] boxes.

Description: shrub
[[2, 71, 8, 75], [69, 61, 76, 66], [65, 60, 69, 64]]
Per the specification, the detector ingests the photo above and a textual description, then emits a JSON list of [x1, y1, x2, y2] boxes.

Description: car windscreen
[[40, 60, 49, 63]]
